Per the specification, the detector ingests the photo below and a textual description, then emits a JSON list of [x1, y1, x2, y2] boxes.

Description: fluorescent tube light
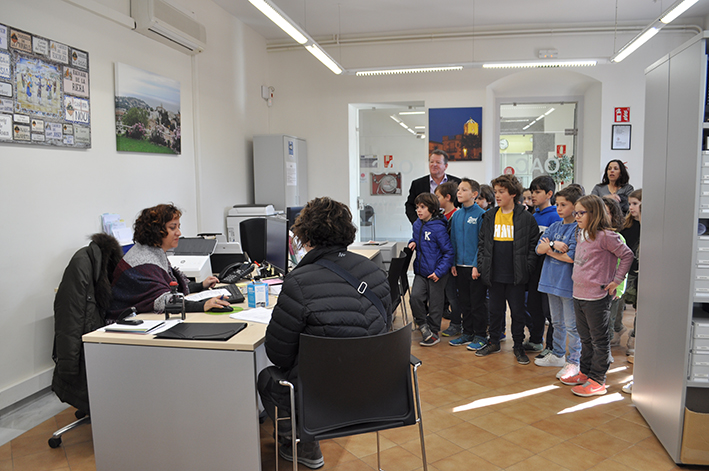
[[390, 115, 401, 123], [356, 66, 463, 76], [248, 0, 307, 45], [414, 126, 426, 129], [661, 0, 700, 23], [483, 60, 597, 69], [611, 27, 660, 63], [304, 44, 343, 74], [545, 108, 555, 116], [399, 111, 425, 115]]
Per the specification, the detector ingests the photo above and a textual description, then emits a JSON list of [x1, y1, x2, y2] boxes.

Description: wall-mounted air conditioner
[[131, 0, 206, 55]]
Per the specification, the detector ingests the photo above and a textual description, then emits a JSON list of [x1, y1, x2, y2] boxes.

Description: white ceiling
[[216, 0, 709, 43]]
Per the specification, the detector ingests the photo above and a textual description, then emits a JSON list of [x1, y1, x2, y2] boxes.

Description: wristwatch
[[549, 241, 555, 250]]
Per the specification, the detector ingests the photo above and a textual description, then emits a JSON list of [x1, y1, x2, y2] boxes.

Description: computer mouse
[[209, 306, 234, 313]]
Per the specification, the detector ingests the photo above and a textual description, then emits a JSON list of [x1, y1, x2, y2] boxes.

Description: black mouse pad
[[154, 322, 247, 341]]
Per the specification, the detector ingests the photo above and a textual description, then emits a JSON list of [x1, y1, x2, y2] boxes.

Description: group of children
[[408, 174, 642, 397]]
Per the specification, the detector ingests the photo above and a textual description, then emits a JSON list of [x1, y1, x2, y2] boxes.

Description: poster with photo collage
[[0, 24, 91, 148]]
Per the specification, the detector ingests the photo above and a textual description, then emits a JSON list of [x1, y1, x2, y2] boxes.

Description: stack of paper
[[104, 320, 166, 334]]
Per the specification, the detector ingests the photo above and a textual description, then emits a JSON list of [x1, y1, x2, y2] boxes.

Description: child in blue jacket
[[408, 192, 454, 346]]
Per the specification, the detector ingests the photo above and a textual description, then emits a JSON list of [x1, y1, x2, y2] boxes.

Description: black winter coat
[[264, 245, 391, 384], [478, 205, 540, 286], [51, 234, 123, 413]]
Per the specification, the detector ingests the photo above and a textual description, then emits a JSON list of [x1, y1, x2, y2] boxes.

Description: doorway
[[350, 102, 428, 242]]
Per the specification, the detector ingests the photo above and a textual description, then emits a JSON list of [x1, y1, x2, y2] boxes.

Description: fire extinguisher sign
[[615, 107, 630, 123]]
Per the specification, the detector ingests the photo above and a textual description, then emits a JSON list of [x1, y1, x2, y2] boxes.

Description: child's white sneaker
[[556, 362, 580, 379], [534, 353, 565, 367]]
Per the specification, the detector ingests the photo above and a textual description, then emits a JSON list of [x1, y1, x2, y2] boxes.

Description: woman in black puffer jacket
[[258, 197, 391, 469]]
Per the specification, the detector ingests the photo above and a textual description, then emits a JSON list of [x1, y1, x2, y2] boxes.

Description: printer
[[226, 204, 277, 244], [167, 237, 218, 282]]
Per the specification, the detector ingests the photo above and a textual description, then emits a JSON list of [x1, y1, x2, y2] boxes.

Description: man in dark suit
[[405, 149, 461, 224]]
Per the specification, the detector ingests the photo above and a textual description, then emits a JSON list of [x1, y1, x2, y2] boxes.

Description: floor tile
[[469, 436, 534, 468], [539, 440, 607, 470]]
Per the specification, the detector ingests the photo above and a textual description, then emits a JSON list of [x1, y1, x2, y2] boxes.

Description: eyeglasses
[[573, 210, 587, 218]]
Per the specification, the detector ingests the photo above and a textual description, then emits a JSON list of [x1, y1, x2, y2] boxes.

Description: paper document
[[104, 320, 166, 333], [229, 307, 272, 324], [185, 288, 231, 302]]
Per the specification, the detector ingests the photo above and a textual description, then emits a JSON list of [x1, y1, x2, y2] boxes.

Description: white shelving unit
[[635, 32, 709, 465]]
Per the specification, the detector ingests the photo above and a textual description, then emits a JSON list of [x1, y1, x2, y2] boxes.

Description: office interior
[[3, 0, 709, 467]]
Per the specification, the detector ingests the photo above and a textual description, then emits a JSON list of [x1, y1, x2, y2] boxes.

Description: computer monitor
[[286, 206, 304, 230], [265, 216, 289, 275]]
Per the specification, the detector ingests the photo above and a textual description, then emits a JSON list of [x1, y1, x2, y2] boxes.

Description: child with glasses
[[561, 195, 633, 397]]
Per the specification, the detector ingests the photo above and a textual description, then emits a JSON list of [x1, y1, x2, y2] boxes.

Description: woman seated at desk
[[258, 197, 392, 469], [108, 203, 229, 320]]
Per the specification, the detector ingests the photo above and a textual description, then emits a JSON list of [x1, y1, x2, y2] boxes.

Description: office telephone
[[218, 261, 255, 283]]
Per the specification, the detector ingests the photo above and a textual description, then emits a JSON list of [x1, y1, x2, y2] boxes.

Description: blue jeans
[[547, 294, 580, 364]]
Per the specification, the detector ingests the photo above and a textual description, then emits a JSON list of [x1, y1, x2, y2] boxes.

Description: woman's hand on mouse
[[204, 296, 230, 311]]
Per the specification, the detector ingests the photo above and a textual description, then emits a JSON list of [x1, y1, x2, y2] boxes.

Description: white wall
[[266, 29, 699, 204], [0, 0, 269, 409]]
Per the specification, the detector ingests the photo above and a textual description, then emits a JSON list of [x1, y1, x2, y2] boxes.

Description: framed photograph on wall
[[612, 124, 631, 150]]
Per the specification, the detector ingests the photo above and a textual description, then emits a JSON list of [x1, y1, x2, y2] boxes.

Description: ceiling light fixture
[[355, 66, 464, 76], [483, 60, 597, 69], [248, 0, 343, 74], [399, 111, 426, 115], [611, 0, 698, 63]]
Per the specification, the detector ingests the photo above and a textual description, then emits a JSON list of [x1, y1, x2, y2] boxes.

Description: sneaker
[[475, 342, 501, 357], [513, 347, 530, 365], [560, 372, 589, 386], [536, 348, 552, 359], [420, 333, 440, 347], [449, 334, 474, 346], [534, 353, 566, 367], [499, 332, 507, 342], [522, 341, 543, 352], [419, 324, 433, 342], [279, 440, 325, 469], [466, 335, 488, 351], [622, 381, 633, 394], [610, 325, 628, 346], [626, 336, 635, 356], [556, 362, 580, 379], [441, 323, 462, 337], [572, 379, 607, 397]]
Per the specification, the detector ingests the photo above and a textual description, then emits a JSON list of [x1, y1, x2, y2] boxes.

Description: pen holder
[[247, 282, 268, 308], [164, 292, 186, 320]]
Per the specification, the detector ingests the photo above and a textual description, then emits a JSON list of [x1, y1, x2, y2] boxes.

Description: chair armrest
[[410, 354, 422, 367]]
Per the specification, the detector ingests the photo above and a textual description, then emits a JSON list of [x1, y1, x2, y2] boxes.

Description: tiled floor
[[3, 306, 709, 471]]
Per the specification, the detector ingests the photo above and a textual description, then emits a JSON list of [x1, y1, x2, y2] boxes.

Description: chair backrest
[[387, 255, 406, 310], [399, 247, 413, 295], [239, 218, 266, 262], [360, 205, 374, 225], [297, 325, 416, 441]]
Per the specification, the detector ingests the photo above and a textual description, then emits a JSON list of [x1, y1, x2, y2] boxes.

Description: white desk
[[83, 311, 268, 471]]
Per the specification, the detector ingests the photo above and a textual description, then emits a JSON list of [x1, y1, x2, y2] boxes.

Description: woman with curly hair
[[258, 196, 392, 469], [108, 203, 228, 319], [591, 159, 634, 214]]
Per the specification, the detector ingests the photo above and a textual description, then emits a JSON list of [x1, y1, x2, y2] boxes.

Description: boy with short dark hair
[[525, 175, 562, 357], [408, 192, 455, 346], [448, 178, 488, 349], [535, 186, 583, 377], [476, 175, 540, 364]]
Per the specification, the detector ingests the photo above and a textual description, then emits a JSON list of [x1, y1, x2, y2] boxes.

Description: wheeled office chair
[[49, 233, 123, 448], [267, 324, 427, 471]]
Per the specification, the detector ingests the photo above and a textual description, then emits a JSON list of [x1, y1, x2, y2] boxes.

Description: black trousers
[[574, 296, 613, 384], [455, 266, 488, 338], [527, 257, 553, 347], [488, 282, 527, 348]]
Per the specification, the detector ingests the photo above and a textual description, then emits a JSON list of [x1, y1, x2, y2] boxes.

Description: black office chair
[[398, 247, 414, 328], [387, 254, 410, 327], [359, 204, 376, 241], [271, 325, 427, 471], [49, 233, 123, 448], [239, 218, 267, 262]]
